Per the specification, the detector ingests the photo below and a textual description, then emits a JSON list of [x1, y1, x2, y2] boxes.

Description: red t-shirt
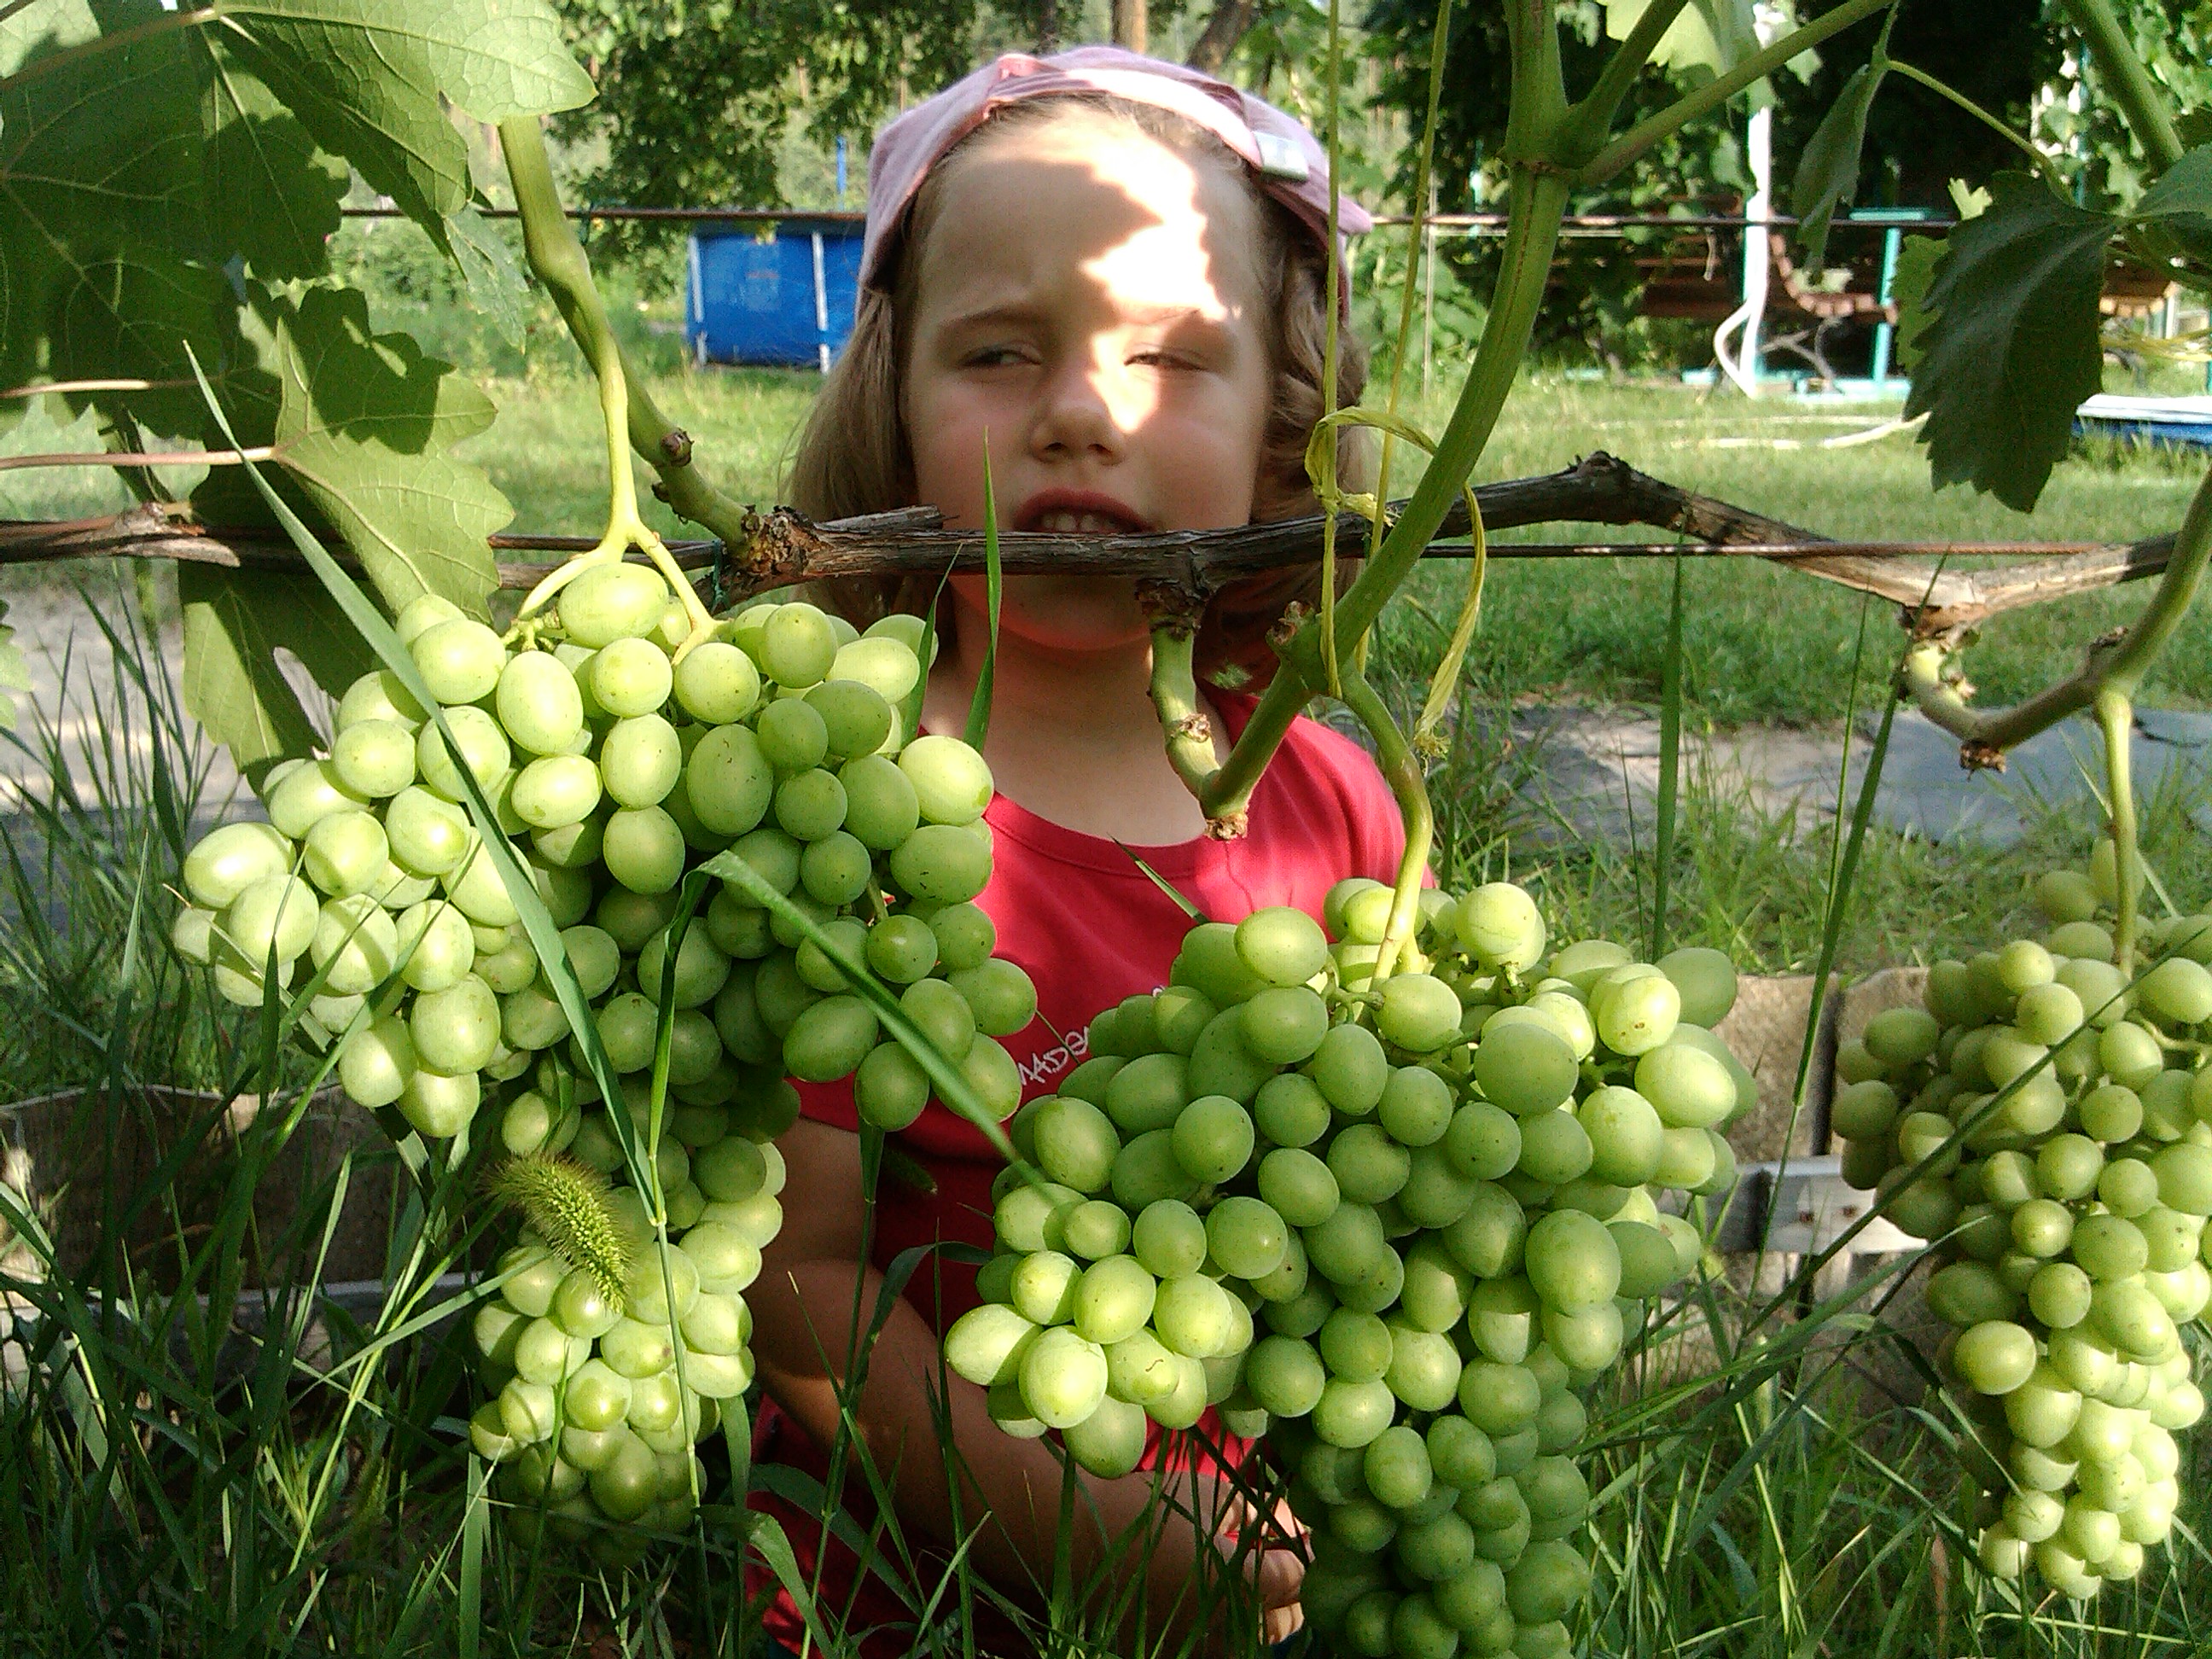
[[747, 696, 1405, 1655]]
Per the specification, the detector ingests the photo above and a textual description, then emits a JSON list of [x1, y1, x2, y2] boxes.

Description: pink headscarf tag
[[860, 45, 1373, 300]]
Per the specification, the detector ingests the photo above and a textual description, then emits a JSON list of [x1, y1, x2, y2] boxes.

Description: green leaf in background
[[0, 599, 26, 731], [200, 36, 349, 282], [1601, 0, 1761, 83], [445, 206, 533, 351], [1902, 171, 2115, 514], [266, 286, 510, 618], [178, 568, 371, 780], [1887, 232, 1945, 370], [1791, 61, 1887, 271], [2122, 143, 2212, 293]]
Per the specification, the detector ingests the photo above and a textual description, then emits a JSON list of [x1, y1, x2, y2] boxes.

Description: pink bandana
[[860, 45, 1373, 300]]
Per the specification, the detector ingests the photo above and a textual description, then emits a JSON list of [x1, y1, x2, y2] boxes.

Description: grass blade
[[963, 442, 1000, 752], [1650, 550, 1685, 961]]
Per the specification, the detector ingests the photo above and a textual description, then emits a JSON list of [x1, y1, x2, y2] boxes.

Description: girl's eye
[[965, 346, 1030, 368]]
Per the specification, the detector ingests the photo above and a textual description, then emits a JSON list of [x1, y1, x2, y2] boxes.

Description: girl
[[747, 46, 1406, 1655]]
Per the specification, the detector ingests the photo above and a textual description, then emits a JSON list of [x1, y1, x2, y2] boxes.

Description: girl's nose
[[1027, 352, 1136, 464]]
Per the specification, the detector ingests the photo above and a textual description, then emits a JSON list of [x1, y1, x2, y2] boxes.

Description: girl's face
[[901, 113, 1277, 653]]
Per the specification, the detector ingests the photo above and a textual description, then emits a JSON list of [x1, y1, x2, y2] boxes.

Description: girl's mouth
[[1014, 491, 1152, 535]]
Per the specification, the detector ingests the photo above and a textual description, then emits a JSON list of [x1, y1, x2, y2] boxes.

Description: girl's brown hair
[[786, 95, 1374, 690]]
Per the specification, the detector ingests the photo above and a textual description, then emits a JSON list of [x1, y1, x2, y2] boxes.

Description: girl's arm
[[752, 1116, 1301, 1645]]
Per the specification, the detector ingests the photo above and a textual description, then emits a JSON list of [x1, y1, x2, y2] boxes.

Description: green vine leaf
[[0, 599, 26, 731], [265, 285, 509, 619], [1791, 60, 1886, 270], [1887, 232, 1945, 370], [1601, 0, 1762, 84], [2122, 144, 2212, 294], [1902, 171, 2116, 514], [446, 206, 532, 350], [178, 566, 370, 781]]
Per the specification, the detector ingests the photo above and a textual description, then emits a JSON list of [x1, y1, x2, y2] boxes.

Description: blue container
[[685, 218, 863, 370]]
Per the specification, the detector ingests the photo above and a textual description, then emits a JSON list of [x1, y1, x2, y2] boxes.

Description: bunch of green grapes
[[946, 878, 1754, 1658], [168, 566, 1035, 1554], [1837, 844, 2212, 1600]]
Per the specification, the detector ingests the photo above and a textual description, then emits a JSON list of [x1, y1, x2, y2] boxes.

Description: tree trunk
[[1185, 0, 1256, 74], [1111, 0, 1147, 53], [1036, 0, 1059, 55]]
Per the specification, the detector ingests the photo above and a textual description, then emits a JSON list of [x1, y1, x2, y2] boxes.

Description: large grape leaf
[[178, 566, 370, 779], [265, 285, 509, 618], [212, 0, 593, 245], [1790, 60, 1885, 270], [1902, 171, 2116, 514]]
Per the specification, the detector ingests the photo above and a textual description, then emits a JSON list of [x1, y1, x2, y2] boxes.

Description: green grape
[[1470, 1022, 1577, 1117], [1386, 1322, 1463, 1412], [1377, 975, 1462, 1054], [1186, 1009, 1274, 1105], [1592, 971, 1680, 1057], [928, 903, 997, 972], [2074, 1213, 2149, 1281], [561, 564, 670, 648], [1104, 1329, 1181, 1404], [682, 725, 773, 838], [755, 698, 830, 772], [1313, 1376, 1395, 1448], [1062, 1393, 1147, 1478], [2098, 1157, 2160, 1218], [1364, 1423, 1433, 1508], [1575, 1086, 1664, 1185], [411, 975, 500, 1073], [772, 767, 847, 841], [897, 735, 993, 826], [1032, 1097, 1121, 1192], [837, 755, 922, 850], [900, 976, 976, 1063], [889, 824, 991, 905], [949, 958, 1038, 1037], [338, 665, 428, 728], [1170, 1094, 1254, 1185], [1657, 945, 1737, 1027], [510, 754, 602, 831], [863, 914, 937, 984], [1633, 1043, 1737, 1129], [1059, 1198, 1131, 1260], [1317, 1307, 1393, 1383], [332, 719, 418, 799], [1310, 1023, 1389, 1115], [600, 715, 682, 809], [1523, 1211, 1621, 1311], [1955, 1319, 2040, 1394], [339, 1016, 416, 1109], [1441, 1101, 1521, 1185], [415, 707, 509, 803], [183, 822, 295, 910], [2154, 1144, 2212, 1214], [1206, 1195, 1289, 1279], [761, 602, 839, 690], [1241, 985, 1329, 1064], [1514, 1109, 1593, 1186], [831, 634, 923, 706], [584, 637, 669, 720], [667, 639, 759, 725], [267, 759, 367, 840], [1246, 1332, 1326, 1417], [1073, 1254, 1156, 1344], [1259, 1147, 1341, 1228], [784, 995, 879, 1082], [1456, 882, 1545, 970], [300, 810, 387, 899], [396, 1064, 479, 1138], [410, 617, 504, 706], [311, 894, 399, 994], [803, 678, 894, 760], [495, 651, 585, 756], [1376, 1068, 1453, 1149], [945, 1302, 1039, 1388], [602, 806, 686, 894], [1132, 1199, 1208, 1278], [1153, 1272, 1237, 1357], [1236, 905, 1330, 987], [1254, 1072, 1332, 1149], [1010, 1249, 1080, 1324], [1101, 1052, 1185, 1135]]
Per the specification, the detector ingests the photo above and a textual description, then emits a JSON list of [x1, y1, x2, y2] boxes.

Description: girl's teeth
[[1037, 509, 1131, 534]]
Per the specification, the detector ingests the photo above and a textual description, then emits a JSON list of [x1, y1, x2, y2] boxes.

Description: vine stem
[[2060, 0, 2185, 174], [1885, 60, 2068, 191], [1145, 625, 1225, 815], [1903, 460, 2212, 758], [1330, 666, 1433, 986], [1574, 0, 1895, 183], [499, 116, 722, 649], [2098, 688, 2140, 973], [1195, 167, 1573, 833]]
